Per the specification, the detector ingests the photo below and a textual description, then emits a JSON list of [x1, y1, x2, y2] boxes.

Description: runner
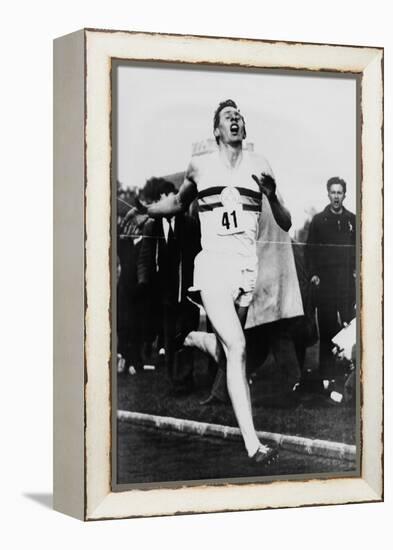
[[124, 99, 292, 463]]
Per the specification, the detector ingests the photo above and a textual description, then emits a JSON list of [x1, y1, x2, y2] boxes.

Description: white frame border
[[84, 29, 383, 520]]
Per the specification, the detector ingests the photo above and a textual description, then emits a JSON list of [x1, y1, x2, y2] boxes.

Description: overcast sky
[[116, 63, 357, 231]]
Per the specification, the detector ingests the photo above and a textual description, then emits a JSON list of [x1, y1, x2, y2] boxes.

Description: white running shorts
[[191, 250, 257, 308]]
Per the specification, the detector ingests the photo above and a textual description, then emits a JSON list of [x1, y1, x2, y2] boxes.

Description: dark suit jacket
[[306, 205, 356, 321], [138, 214, 201, 306], [306, 205, 356, 279]]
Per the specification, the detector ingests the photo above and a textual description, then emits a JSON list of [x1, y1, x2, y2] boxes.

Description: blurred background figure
[[117, 183, 157, 374], [331, 317, 357, 403]]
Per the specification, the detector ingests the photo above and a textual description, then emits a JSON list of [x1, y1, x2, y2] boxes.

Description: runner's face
[[328, 184, 345, 211], [216, 107, 245, 145]]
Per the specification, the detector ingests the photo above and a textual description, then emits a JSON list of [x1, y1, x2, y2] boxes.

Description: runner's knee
[[225, 336, 246, 362]]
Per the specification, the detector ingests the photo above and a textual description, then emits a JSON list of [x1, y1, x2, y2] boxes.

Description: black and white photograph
[[4, 0, 387, 538], [113, 61, 359, 487]]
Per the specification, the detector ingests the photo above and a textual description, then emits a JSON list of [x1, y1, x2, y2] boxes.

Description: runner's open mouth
[[230, 123, 239, 132]]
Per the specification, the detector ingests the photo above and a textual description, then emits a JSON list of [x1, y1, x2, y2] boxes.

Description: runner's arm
[[142, 162, 198, 218], [121, 162, 198, 230], [268, 192, 292, 232], [252, 172, 292, 232], [146, 179, 197, 217]]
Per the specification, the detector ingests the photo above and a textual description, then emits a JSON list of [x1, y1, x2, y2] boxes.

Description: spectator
[[117, 214, 156, 373], [137, 177, 201, 395], [306, 176, 356, 381]]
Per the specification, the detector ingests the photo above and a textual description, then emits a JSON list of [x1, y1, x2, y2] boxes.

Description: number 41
[[222, 210, 238, 230]]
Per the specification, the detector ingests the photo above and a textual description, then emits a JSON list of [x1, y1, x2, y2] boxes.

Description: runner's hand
[[310, 275, 320, 287], [252, 173, 277, 200]]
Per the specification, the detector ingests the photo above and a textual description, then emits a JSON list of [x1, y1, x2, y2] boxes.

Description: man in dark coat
[[117, 229, 141, 370], [137, 178, 201, 394], [306, 176, 356, 379]]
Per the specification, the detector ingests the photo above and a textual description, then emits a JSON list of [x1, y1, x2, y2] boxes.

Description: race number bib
[[215, 187, 245, 235], [215, 206, 245, 235]]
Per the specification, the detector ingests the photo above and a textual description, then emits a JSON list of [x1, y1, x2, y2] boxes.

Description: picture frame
[[53, 28, 383, 521]]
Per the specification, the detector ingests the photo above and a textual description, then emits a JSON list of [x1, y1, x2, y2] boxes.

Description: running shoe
[[252, 443, 278, 465]]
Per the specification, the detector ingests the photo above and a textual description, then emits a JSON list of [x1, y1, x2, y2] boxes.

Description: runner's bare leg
[[184, 305, 251, 408], [200, 288, 260, 457], [184, 331, 223, 363], [235, 305, 254, 419], [184, 304, 248, 362]]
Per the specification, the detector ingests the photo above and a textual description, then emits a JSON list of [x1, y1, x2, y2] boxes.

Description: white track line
[[118, 410, 356, 462]]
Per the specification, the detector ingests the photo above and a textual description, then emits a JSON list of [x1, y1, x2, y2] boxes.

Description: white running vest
[[194, 150, 272, 258]]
